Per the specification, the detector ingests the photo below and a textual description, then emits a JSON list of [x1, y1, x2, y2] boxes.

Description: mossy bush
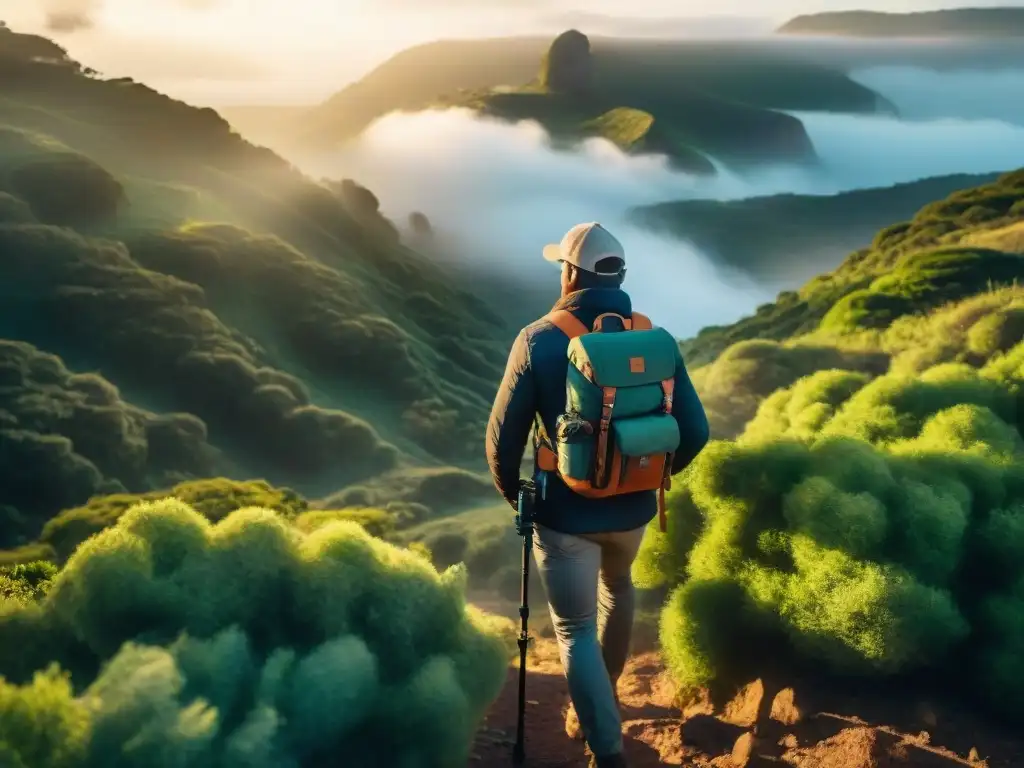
[[683, 169, 1024, 366], [0, 499, 511, 767], [0, 224, 398, 486], [395, 506, 531, 599], [129, 225, 428, 402], [38, 478, 308, 563], [821, 248, 1024, 333], [0, 561, 57, 605], [640, 313, 1024, 720], [123, 223, 497, 464], [0, 340, 218, 543], [293, 507, 398, 538], [694, 339, 887, 438], [322, 467, 494, 521], [8, 153, 124, 226]]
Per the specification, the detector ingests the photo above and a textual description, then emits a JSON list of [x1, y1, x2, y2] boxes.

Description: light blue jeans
[[533, 523, 647, 759]]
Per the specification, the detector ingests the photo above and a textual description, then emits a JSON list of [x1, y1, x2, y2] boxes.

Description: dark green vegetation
[[0, 25, 526, 557], [435, 30, 825, 172], [0, 500, 512, 767], [2, 467, 525, 606], [779, 7, 1024, 38], [5, 17, 1024, 759], [683, 169, 1024, 368], [251, 35, 885, 166], [631, 172, 998, 284], [634, 167, 1024, 723]]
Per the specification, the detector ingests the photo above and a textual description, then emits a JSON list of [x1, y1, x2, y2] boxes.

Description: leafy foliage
[[8, 151, 124, 226], [0, 340, 218, 546], [684, 169, 1024, 366], [821, 248, 1024, 333], [0, 499, 511, 767], [640, 285, 1024, 721], [38, 479, 308, 563], [0, 25, 517, 546], [692, 339, 887, 439], [0, 561, 57, 605]]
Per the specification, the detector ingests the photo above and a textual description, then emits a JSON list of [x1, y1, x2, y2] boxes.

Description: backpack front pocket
[[612, 413, 680, 456], [610, 413, 680, 492]]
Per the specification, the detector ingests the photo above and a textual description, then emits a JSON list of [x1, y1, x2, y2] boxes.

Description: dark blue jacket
[[485, 287, 710, 534]]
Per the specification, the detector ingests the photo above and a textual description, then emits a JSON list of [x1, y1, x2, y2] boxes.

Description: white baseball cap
[[542, 222, 626, 274]]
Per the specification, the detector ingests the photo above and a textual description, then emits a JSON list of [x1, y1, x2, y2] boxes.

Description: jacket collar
[[552, 288, 632, 317]]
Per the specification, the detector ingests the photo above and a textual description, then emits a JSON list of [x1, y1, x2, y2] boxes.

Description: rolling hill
[[230, 33, 888, 164], [0, 25, 537, 559], [3, 21, 1024, 768], [630, 172, 1000, 284], [778, 7, 1024, 38], [431, 30, 819, 173], [679, 169, 1024, 370]]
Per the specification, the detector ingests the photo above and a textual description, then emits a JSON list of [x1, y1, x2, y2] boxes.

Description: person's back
[[486, 222, 710, 768]]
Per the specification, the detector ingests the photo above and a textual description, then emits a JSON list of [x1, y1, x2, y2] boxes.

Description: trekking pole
[[512, 477, 539, 766]]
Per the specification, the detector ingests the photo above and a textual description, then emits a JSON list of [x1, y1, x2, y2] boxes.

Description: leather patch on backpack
[[629, 356, 645, 373]]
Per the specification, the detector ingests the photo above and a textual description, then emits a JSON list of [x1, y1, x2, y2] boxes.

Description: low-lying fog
[[299, 64, 1024, 338]]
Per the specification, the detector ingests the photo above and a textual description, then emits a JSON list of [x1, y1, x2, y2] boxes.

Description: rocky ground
[[470, 639, 1024, 768]]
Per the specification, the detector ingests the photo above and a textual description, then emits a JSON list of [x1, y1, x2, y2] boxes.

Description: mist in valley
[[298, 63, 1024, 338], [850, 66, 1024, 126]]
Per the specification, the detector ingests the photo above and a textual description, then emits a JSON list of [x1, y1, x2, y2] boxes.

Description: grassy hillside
[[264, 35, 885, 156], [4, 22, 1024, 757], [0, 25, 531, 555], [682, 168, 1024, 368], [4, 157, 1022, 764], [779, 7, 1024, 37], [631, 172, 999, 283], [631, 167, 1024, 725]]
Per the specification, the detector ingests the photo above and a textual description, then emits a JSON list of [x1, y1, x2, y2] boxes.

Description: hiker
[[486, 222, 710, 768]]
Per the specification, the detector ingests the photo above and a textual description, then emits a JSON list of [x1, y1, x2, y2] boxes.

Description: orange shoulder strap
[[547, 310, 589, 339], [631, 312, 653, 330]]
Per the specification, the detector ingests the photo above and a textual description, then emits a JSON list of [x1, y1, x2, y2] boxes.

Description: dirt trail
[[470, 639, 1024, 768]]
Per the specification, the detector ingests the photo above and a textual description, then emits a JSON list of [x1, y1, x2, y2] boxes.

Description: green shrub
[[0, 561, 57, 604], [0, 340, 219, 535], [681, 170, 1024, 365], [0, 499, 510, 767], [0, 666, 90, 768], [968, 307, 1024, 358], [293, 508, 397, 538], [649, 326, 1024, 720], [695, 339, 885, 438], [323, 467, 493, 522], [8, 153, 124, 226], [39, 478, 309, 563], [429, 532, 469, 570]]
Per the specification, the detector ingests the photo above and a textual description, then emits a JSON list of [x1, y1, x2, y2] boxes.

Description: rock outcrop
[[540, 29, 594, 95]]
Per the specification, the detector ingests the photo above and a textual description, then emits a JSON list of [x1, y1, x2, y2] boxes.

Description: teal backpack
[[535, 308, 681, 530]]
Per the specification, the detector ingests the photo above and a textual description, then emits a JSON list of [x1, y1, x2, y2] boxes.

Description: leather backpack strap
[[592, 312, 630, 332], [659, 374, 676, 533], [631, 312, 652, 330], [593, 386, 617, 488], [546, 310, 589, 339]]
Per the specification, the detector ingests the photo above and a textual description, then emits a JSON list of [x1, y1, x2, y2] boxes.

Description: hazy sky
[[3, 0, 1024, 106]]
